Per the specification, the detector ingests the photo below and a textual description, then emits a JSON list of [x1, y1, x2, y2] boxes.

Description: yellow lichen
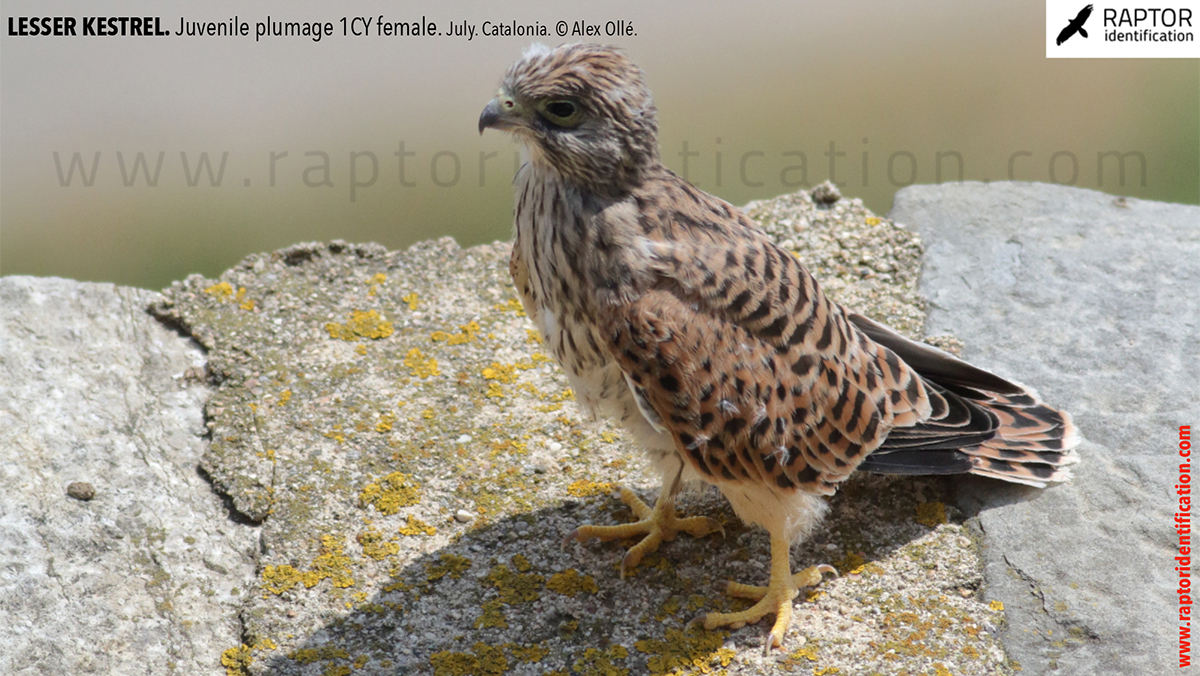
[[835, 551, 866, 575], [220, 644, 253, 676], [277, 390, 291, 406], [567, 479, 613, 498], [375, 412, 396, 433], [865, 216, 881, 225], [206, 281, 234, 301], [325, 310, 394, 341], [475, 598, 508, 629], [635, 627, 730, 675], [989, 600, 1005, 611], [402, 291, 420, 310], [259, 538, 354, 593], [430, 643, 508, 676], [482, 362, 519, 384], [426, 553, 472, 581], [494, 297, 526, 317], [484, 563, 544, 604], [526, 329, 542, 343], [356, 528, 399, 560], [404, 348, 440, 378], [573, 645, 629, 676], [235, 287, 255, 310], [506, 643, 550, 664], [366, 273, 387, 297], [512, 554, 533, 572], [547, 569, 599, 597], [485, 382, 505, 399], [916, 501, 948, 527], [359, 472, 420, 515], [398, 515, 437, 536], [489, 439, 528, 458], [432, 321, 481, 345]]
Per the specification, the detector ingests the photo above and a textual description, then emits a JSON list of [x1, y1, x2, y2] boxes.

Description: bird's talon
[[562, 528, 581, 549]]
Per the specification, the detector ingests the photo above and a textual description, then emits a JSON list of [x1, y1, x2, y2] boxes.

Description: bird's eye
[[541, 99, 582, 126]]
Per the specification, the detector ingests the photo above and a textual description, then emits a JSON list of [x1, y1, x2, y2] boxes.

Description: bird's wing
[[599, 178, 940, 494], [1056, 24, 1076, 45]]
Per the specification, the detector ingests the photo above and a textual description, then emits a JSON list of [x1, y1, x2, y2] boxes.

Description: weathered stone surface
[[10, 181, 1187, 675], [141, 188, 1007, 675], [0, 277, 259, 675], [892, 181, 1199, 675]]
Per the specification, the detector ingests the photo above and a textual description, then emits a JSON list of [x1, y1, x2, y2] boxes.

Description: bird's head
[[479, 43, 659, 197]]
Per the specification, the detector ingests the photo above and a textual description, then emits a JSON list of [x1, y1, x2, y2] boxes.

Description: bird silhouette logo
[[1057, 4, 1094, 45]]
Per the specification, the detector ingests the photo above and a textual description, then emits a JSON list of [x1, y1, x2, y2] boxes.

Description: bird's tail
[[951, 386, 1080, 487]]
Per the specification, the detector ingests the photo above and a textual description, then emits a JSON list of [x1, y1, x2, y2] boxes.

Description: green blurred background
[[2, 0, 1197, 290]]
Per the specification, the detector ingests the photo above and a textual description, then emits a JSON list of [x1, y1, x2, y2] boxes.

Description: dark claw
[[561, 528, 581, 549]]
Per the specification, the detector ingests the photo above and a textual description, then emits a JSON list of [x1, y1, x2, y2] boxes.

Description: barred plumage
[[480, 42, 1080, 651]]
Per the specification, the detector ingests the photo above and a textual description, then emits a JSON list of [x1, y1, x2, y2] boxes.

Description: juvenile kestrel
[[479, 43, 1080, 651]]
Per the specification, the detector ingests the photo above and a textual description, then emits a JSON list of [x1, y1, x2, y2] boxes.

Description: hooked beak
[[478, 94, 521, 135], [478, 98, 502, 135]]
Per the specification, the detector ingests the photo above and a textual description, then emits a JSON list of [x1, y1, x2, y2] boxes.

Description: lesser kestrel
[[479, 43, 1080, 651]]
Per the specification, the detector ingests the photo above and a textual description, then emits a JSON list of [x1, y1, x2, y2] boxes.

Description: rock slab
[[892, 182, 1199, 675], [0, 277, 259, 675]]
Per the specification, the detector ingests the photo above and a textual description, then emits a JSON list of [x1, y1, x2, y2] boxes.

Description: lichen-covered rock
[[144, 187, 1008, 675]]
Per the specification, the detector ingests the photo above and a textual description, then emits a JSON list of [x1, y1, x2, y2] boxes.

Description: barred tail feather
[[848, 312, 1081, 487]]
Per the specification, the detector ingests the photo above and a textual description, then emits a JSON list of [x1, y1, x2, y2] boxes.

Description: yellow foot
[[564, 485, 723, 576], [694, 532, 837, 653]]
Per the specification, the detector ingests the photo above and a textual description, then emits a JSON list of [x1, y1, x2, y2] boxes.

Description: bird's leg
[[696, 530, 837, 653], [565, 466, 723, 576]]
